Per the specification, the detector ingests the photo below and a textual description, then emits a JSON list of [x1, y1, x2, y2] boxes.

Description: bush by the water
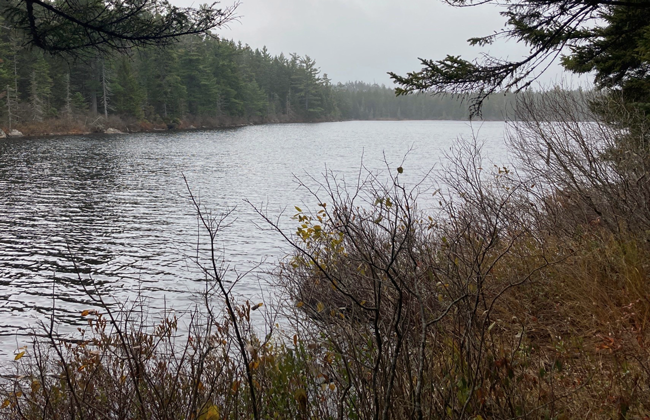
[[2, 90, 650, 419]]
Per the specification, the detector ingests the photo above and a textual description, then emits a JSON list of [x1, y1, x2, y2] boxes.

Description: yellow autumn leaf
[[1, 399, 9, 409], [329, 383, 336, 391], [296, 301, 304, 308], [81, 310, 90, 317], [316, 302, 325, 313], [206, 405, 220, 420], [14, 351, 25, 361], [295, 388, 308, 412], [198, 405, 220, 420]]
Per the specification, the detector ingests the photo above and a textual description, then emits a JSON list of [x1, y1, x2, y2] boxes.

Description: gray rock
[[8, 129, 23, 137], [104, 128, 124, 134], [0, 129, 6, 139]]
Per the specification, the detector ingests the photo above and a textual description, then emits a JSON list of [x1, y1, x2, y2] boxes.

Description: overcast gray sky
[[179, 0, 571, 86]]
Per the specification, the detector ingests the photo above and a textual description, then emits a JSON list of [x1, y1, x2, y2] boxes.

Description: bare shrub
[[5, 89, 650, 419], [256, 145, 571, 419], [509, 89, 650, 236]]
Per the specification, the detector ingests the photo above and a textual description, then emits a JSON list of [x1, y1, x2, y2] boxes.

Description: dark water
[[0, 121, 507, 355]]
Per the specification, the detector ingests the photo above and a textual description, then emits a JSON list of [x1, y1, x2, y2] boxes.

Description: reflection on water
[[0, 121, 507, 355]]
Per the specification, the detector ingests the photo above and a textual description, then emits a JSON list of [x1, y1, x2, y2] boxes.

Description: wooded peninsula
[[0, 28, 516, 137]]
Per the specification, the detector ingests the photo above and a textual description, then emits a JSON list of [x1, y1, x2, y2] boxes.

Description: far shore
[[0, 116, 518, 140]]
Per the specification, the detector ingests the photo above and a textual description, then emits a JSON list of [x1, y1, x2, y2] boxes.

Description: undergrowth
[[2, 90, 650, 419]]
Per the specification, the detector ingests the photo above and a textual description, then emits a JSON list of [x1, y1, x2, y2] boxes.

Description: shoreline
[[0, 116, 340, 140], [0, 117, 515, 140]]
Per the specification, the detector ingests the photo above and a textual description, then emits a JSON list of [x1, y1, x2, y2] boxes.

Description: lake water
[[0, 120, 508, 356]]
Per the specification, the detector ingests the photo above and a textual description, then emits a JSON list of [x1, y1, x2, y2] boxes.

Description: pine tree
[[30, 71, 44, 121], [2, 28, 21, 127], [111, 57, 144, 119], [139, 46, 186, 120], [28, 53, 53, 120], [6, 84, 18, 130], [63, 73, 72, 118], [101, 59, 112, 119], [290, 55, 325, 119]]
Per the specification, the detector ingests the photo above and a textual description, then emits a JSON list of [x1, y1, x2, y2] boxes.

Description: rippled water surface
[[0, 121, 507, 354]]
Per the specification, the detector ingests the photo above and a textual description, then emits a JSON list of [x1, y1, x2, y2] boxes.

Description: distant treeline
[[334, 82, 517, 121], [0, 22, 581, 134]]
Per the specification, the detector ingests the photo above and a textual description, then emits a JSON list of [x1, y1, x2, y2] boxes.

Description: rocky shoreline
[[0, 128, 25, 138], [0, 114, 338, 140]]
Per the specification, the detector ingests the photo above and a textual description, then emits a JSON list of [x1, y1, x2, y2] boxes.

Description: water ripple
[[0, 121, 507, 356]]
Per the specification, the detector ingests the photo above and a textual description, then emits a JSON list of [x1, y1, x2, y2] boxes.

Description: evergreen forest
[[0, 28, 338, 135], [0, 24, 518, 136], [335, 82, 515, 120]]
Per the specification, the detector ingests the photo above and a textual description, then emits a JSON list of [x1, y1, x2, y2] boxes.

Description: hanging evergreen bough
[[390, 0, 650, 116], [1, 0, 239, 56]]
